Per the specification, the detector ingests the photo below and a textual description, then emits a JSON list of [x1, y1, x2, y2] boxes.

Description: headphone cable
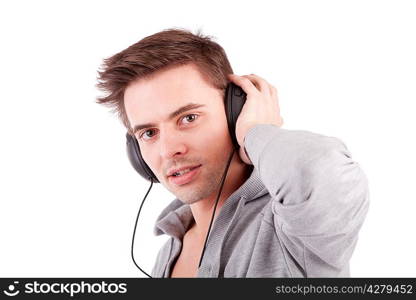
[[132, 149, 235, 277], [131, 178, 153, 278], [198, 149, 235, 267]]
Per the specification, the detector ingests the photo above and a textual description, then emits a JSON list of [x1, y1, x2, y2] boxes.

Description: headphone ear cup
[[225, 82, 247, 149], [126, 133, 159, 183]]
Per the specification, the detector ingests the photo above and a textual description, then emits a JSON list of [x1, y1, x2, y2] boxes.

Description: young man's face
[[124, 63, 234, 204]]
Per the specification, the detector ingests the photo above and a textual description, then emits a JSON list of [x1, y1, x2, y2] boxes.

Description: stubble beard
[[166, 162, 227, 205]]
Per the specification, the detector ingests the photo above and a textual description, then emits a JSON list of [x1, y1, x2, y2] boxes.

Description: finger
[[270, 85, 278, 100], [243, 74, 271, 95], [227, 74, 259, 95]]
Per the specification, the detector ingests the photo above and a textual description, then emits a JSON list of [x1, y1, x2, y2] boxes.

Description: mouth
[[168, 165, 202, 186]]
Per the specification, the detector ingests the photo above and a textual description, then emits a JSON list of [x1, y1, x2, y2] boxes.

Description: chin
[[178, 196, 204, 205]]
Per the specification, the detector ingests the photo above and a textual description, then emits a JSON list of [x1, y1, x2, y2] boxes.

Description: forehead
[[124, 64, 223, 124]]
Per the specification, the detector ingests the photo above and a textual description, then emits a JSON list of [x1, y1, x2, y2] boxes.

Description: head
[[96, 28, 247, 204]]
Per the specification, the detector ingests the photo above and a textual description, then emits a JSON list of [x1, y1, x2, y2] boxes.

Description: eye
[[182, 114, 198, 124], [139, 128, 158, 141]]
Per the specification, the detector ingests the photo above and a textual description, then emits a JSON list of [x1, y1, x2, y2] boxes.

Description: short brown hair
[[96, 28, 233, 133]]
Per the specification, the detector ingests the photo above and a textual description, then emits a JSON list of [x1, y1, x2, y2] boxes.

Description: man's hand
[[227, 74, 284, 164]]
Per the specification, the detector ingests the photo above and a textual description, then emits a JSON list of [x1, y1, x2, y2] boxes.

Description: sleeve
[[244, 124, 370, 276]]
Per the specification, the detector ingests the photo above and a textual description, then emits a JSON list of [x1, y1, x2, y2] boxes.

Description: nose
[[158, 127, 187, 160]]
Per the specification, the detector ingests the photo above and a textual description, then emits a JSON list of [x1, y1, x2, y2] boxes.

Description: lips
[[167, 164, 202, 177], [168, 165, 202, 186]]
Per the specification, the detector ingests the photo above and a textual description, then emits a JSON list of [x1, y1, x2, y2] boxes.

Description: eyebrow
[[132, 103, 206, 134]]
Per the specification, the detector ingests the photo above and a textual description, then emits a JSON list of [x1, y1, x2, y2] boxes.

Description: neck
[[188, 153, 251, 238]]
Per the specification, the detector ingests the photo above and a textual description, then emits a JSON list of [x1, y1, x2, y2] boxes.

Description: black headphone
[[125, 82, 247, 182]]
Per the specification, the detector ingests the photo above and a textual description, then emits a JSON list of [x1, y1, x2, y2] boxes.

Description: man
[[96, 28, 369, 277]]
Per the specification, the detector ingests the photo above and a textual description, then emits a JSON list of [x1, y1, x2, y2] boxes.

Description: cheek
[[197, 118, 232, 150], [140, 147, 159, 172]]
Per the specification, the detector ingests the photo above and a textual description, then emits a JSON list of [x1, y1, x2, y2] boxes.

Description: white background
[[1, 0, 415, 277]]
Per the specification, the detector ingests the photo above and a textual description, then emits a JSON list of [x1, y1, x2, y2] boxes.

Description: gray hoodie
[[151, 124, 370, 277]]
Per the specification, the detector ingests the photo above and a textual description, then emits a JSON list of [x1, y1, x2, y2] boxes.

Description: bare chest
[[170, 232, 204, 278]]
